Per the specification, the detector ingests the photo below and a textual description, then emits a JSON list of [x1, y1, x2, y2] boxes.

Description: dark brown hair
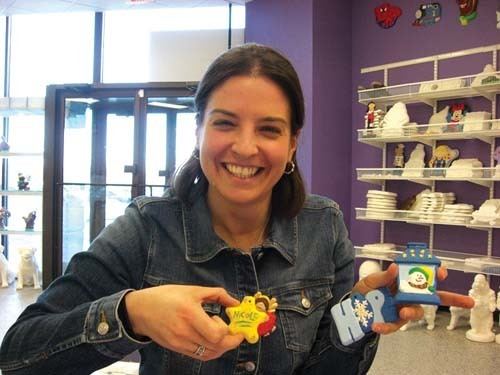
[[172, 43, 305, 218]]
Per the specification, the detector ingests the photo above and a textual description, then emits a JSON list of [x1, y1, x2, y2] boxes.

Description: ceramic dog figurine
[[400, 304, 438, 331], [447, 306, 471, 330], [16, 247, 41, 289], [0, 245, 15, 288]]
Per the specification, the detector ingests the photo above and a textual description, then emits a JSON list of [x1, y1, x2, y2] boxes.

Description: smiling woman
[[0, 43, 473, 375]]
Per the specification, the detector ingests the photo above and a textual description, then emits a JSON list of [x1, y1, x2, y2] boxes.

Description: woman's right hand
[[124, 285, 244, 361]]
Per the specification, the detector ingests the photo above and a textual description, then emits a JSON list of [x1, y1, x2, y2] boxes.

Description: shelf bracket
[[468, 179, 492, 188], [475, 136, 494, 145], [408, 179, 432, 187]]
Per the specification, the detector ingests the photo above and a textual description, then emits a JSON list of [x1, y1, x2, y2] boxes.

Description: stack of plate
[[366, 190, 398, 219], [440, 204, 474, 224], [419, 192, 455, 221]]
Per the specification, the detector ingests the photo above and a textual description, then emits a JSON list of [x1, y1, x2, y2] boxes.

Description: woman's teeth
[[225, 164, 259, 178]]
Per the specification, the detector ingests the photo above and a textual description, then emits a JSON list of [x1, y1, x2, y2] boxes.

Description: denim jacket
[[0, 190, 378, 374]]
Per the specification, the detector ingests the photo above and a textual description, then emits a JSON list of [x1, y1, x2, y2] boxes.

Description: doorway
[[43, 83, 196, 286]]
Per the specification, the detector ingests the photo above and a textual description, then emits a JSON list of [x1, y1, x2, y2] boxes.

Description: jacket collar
[[182, 193, 297, 265]]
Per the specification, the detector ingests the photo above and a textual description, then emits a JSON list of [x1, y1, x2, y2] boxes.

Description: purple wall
[[245, 0, 314, 194], [247, 0, 500, 294], [351, 0, 500, 293], [246, 0, 353, 221]]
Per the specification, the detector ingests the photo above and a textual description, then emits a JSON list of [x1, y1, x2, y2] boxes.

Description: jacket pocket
[[273, 279, 333, 352]]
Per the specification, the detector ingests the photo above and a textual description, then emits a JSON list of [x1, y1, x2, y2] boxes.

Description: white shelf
[[355, 208, 482, 227], [0, 190, 43, 196], [358, 121, 500, 148], [355, 245, 500, 276], [0, 151, 43, 158], [0, 97, 45, 116], [357, 167, 499, 188], [358, 72, 500, 106], [0, 229, 41, 235]]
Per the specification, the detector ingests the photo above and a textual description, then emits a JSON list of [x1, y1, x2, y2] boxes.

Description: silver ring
[[193, 344, 206, 357]]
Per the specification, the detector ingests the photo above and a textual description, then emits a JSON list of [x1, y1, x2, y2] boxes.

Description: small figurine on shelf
[[428, 145, 459, 176], [364, 101, 385, 137], [444, 103, 468, 132], [0, 207, 11, 229], [0, 136, 10, 152], [393, 143, 405, 175], [22, 210, 36, 231], [466, 274, 496, 343], [17, 173, 30, 191]]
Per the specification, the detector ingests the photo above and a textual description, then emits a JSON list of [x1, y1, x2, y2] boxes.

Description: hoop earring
[[284, 161, 295, 175], [192, 149, 200, 160]]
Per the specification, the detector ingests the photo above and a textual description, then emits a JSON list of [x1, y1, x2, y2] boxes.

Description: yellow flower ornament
[[226, 296, 268, 344]]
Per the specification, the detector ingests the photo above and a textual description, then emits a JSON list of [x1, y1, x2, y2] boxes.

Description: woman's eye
[[261, 126, 282, 135], [213, 120, 234, 128]]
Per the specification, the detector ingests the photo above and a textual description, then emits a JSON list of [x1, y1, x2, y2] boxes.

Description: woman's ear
[[289, 129, 300, 159]]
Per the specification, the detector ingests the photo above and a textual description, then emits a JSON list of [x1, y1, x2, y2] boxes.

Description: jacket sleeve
[[0, 202, 152, 375], [299, 208, 379, 375]]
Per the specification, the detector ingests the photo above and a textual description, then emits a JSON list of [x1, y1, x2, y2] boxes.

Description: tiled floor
[[1, 284, 499, 374]]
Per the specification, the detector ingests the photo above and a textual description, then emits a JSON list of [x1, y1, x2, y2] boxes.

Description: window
[[9, 12, 94, 96], [103, 5, 245, 83]]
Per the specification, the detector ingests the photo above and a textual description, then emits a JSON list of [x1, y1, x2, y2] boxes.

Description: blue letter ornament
[[332, 242, 440, 346]]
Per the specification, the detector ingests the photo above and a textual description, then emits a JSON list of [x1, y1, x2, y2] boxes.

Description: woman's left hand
[[352, 263, 475, 335]]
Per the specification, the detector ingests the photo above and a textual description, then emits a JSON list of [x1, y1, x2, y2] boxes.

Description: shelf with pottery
[[357, 167, 499, 188], [358, 71, 500, 107], [354, 245, 500, 277], [0, 97, 45, 116], [355, 208, 500, 229], [356, 45, 500, 282], [358, 120, 500, 148], [356, 207, 471, 226]]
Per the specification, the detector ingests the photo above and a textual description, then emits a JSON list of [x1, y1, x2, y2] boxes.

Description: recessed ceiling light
[[149, 101, 188, 109], [126, 0, 155, 5]]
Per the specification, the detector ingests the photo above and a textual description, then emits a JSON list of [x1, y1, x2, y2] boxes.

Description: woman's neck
[[207, 192, 271, 253]]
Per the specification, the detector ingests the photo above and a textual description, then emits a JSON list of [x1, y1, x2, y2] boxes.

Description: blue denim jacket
[[0, 190, 378, 374]]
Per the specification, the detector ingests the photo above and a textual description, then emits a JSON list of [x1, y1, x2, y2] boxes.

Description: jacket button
[[244, 361, 256, 372], [97, 322, 109, 335], [301, 297, 311, 309]]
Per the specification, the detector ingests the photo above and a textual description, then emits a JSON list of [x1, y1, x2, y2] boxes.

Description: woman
[[0, 44, 472, 375]]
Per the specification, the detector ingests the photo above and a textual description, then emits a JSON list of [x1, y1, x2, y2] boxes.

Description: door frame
[[43, 82, 196, 287]]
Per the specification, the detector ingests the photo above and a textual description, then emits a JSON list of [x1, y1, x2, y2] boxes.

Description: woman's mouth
[[224, 163, 261, 179]]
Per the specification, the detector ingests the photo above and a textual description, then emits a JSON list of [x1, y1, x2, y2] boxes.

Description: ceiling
[[0, 0, 252, 15]]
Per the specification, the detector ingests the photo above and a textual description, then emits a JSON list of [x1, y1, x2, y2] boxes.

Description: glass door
[[43, 83, 196, 283]]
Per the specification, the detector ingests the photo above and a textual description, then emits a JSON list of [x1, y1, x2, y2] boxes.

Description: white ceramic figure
[[465, 274, 496, 342], [358, 260, 382, 280], [16, 247, 41, 289], [402, 144, 426, 177], [0, 245, 15, 287], [425, 106, 449, 135], [446, 306, 470, 330], [400, 304, 438, 331], [380, 102, 410, 137]]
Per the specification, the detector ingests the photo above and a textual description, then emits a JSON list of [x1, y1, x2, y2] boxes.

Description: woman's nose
[[231, 132, 258, 157]]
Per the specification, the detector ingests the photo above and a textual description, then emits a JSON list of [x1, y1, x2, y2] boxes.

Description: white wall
[[149, 29, 245, 82]]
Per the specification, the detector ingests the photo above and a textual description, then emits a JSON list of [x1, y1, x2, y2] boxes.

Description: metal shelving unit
[[355, 44, 499, 276]]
